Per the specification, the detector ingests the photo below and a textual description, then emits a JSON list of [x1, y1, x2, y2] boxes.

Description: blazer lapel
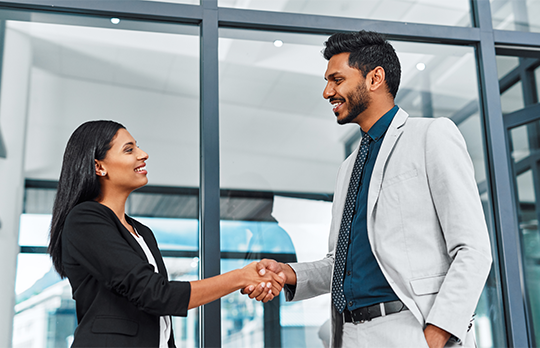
[[120, 218, 148, 260], [131, 219, 168, 277], [367, 108, 408, 221]]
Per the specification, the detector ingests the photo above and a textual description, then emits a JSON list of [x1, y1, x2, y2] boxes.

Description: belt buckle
[[351, 307, 370, 325]]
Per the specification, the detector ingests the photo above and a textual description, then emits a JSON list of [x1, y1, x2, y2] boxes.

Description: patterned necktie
[[331, 132, 371, 313]]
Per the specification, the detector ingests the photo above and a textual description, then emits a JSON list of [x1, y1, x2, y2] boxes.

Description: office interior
[[0, 0, 539, 347]]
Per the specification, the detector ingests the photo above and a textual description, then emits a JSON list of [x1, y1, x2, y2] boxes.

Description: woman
[[48, 120, 284, 347]]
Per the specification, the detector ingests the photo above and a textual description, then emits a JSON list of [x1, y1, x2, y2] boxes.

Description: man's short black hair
[[323, 30, 401, 99]]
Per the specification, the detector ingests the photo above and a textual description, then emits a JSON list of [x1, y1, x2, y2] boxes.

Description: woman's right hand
[[240, 261, 285, 302]]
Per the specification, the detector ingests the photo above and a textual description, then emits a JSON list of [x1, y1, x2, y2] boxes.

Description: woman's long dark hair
[[49, 120, 125, 278]]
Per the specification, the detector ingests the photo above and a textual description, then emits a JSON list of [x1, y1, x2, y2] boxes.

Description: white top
[[130, 229, 171, 348]]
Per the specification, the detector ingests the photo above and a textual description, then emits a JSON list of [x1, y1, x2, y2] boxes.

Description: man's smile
[[330, 98, 345, 114]]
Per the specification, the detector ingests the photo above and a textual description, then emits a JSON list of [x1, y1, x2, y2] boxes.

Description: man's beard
[[337, 83, 370, 125]]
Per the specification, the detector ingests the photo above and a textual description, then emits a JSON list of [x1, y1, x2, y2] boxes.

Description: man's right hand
[[257, 259, 286, 279], [241, 259, 295, 302]]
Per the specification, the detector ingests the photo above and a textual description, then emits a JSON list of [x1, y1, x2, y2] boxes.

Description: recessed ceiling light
[[416, 62, 426, 71], [111, 18, 120, 25], [273, 39, 283, 48]]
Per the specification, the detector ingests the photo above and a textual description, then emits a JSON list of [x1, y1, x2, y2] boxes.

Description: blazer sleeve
[[285, 256, 334, 301], [285, 153, 356, 302], [423, 118, 492, 342], [63, 202, 191, 317]]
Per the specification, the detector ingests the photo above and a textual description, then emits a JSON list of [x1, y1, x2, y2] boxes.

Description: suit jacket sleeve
[[63, 202, 191, 317], [284, 184, 340, 301], [284, 154, 356, 301], [423, 118, 492, 341]]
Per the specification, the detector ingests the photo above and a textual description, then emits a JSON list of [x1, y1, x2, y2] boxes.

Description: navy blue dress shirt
[[343, 105, 400, 311]]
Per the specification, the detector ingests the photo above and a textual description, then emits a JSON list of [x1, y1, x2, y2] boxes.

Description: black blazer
[[62, 201, 191, 347]]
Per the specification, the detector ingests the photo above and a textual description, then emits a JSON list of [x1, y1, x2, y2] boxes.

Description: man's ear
[[368, 66, 386, 92], [95, 159, 106, 177]]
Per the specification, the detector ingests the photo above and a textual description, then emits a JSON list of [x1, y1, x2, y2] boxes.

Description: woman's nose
[[138, 149, 149, 160]]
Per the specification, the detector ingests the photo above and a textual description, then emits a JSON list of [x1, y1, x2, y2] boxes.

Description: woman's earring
[[101, 172, 106, 176]]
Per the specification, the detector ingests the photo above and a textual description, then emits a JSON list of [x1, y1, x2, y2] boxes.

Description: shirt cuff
[[284, 283, 297, 301]]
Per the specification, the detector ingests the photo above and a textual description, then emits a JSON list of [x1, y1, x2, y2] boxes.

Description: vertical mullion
[[474, 0, 530, 346], [521, 59, 539, 106], [199, 0, 220, 347]]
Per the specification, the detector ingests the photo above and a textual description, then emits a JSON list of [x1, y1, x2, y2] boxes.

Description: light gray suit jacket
[[285, 108, 492, 347]]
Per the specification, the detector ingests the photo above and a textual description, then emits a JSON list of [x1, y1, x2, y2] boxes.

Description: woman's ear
[[95, 160, 106, 177]]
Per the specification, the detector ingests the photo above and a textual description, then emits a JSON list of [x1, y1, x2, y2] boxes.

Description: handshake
[[239, 259, 295, 303]]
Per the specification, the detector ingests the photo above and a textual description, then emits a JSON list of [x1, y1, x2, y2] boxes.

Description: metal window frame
[[473, 1, 530, 346], [1, 0, 538, 346]]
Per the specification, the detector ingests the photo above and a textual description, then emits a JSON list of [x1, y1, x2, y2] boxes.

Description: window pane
[[219, 0, 472, 27], [13, 254, 200, 348], [491, 0, 540, 32], [221, 259, 266, 348], [496, 56, 520, 80], [17, 189, 201, 347], [16, 19, 200, 186], [501, 81, 525, 114], [7, 12, 200, 348], [510, 125, 531, 162], [13, 254, 73, 348], [509, 117, 540, 344], [164, 257, 199, 348], [219, 28, 505, 348]]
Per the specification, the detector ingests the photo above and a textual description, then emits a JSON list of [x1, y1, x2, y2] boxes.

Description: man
[[244, 30, 492, 348]]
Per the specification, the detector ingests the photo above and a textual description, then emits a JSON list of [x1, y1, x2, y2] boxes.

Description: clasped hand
[[241, 259, 286, 302]]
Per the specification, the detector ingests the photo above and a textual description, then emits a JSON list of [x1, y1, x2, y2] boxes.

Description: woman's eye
[[125, 148, 133, 153]]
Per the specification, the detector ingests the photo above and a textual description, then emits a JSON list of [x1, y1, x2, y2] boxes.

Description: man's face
[[323, 52, 371, 125]]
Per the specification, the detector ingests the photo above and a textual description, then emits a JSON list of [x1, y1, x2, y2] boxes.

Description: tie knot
[[361, 133, 371, 145]]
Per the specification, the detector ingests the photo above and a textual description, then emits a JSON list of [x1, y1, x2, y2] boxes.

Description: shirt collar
[[362, 105, 399, 142]]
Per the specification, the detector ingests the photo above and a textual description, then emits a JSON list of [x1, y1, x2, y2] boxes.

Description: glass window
[[14, 251, 200, 348], [510, 125, 531, 162], [8, 13, 200, 348], [219, 28, 504, 348], [501, 81, 525, 114], [509, 119, 540, 345], [496, 56, 520, 80], [219, 0, 472, 27], [13, 254, 75, 348], [491, 0, 540, 32], [17, 187, 202, 348]]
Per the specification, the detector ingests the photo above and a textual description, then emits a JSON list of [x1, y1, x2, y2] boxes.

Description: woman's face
[[96, 128, 149, 192]]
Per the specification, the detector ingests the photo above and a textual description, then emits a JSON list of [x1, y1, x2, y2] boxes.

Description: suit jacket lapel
[[131, 219, 168, 277], [120, 218, 148, 260], [367, 108, 408, 221]]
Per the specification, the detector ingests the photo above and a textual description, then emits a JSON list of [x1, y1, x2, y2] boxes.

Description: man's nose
[[323, 83, 335, 99]]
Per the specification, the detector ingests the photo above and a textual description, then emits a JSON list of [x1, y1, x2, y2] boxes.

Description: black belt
[[344, 300, 407, 324]]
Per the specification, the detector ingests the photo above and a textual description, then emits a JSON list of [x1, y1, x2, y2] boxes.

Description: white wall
[[0, 27, 31, 348]]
